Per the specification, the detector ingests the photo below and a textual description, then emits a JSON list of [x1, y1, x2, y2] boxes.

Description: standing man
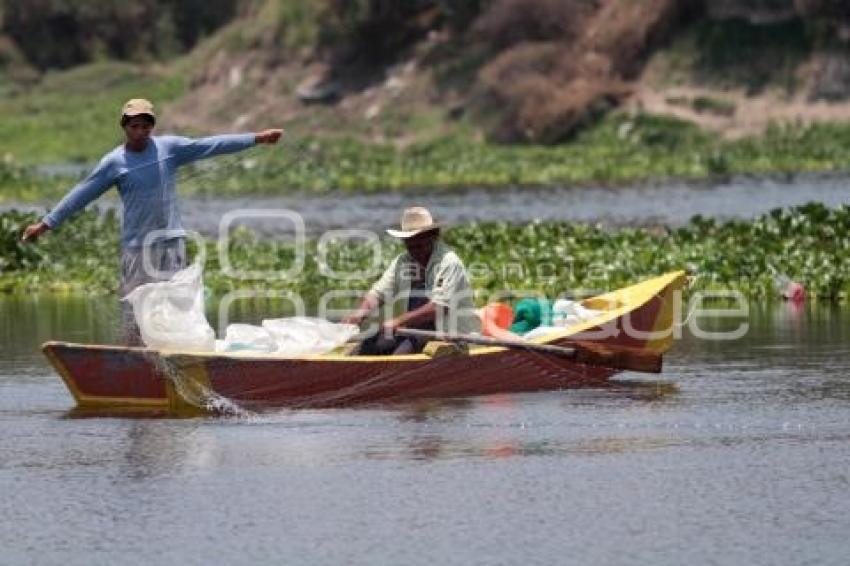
[[21, 98, 283, 344], [343, 206, 480, 355]]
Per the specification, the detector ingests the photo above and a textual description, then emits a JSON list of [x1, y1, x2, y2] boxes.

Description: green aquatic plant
[[0, 210, 47, 271], [1, 204, 848, 302]]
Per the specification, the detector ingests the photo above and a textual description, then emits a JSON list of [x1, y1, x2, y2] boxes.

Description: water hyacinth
[[0, 204, 848, 303]]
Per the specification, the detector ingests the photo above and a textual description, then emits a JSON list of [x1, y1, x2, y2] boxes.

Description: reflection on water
[[2, 296, 850, 564]]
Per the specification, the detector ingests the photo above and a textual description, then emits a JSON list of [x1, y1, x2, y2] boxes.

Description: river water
[[7, 171, 850, 235], [1, 295, 849, 565]]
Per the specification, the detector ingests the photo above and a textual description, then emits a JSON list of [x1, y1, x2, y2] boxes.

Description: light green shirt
[[370, 240, 481, 335]]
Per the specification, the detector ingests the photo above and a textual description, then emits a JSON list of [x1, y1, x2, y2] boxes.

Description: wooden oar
[[396, 328, 662, 373]]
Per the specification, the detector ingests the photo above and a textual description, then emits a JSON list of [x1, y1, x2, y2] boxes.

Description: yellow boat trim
[[522, 270, 687, 350], [45, 271, 687, 370], [645, 272, 687, 353]]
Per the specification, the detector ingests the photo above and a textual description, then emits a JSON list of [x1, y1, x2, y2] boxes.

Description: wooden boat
[[44, 271, 686, 414]]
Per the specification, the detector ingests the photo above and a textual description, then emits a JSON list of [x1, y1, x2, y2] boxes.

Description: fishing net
[[146, 350, 254, 417], [148, 339, 607, 415]]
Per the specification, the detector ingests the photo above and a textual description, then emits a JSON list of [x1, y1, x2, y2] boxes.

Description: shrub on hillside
[[319, 0, 440, 64], [0, 0, 238, 70], [477, 43, 628, 143], [315, 0, 495, 65], [794, 0, 850, 39], [579, 0, 684, 78], [437, 0, 489, 32], [471, 0, 681, 143], [472, 0, 593, 50]]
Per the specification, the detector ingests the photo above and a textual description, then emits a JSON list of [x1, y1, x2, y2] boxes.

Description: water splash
[[147, 352, 255, 418]]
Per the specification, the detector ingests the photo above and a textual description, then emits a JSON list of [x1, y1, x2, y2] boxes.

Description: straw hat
[[121, 98, 155, 120], [386, 206, 440, 239]]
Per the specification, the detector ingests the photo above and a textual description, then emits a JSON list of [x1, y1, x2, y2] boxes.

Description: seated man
[[343, 206, 480, 355]]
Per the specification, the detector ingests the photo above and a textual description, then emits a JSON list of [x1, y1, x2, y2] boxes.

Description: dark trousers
[[356, 290, 434, 355], [354, 322, 435, 356], [355, 333, 426, 356]]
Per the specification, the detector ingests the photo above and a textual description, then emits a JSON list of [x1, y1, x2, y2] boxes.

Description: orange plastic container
[[479, 302, 514, 337]]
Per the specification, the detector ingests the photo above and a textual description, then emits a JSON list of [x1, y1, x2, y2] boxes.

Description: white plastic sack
[[221, 323, 277, 353], [262, 317, 359, 355], [123, 264, 216, 352], [523, 326, 563, 341], [552, 299, 603, 328]]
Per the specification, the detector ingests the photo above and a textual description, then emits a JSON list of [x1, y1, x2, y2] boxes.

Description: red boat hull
[[44, 272, 686, 414]]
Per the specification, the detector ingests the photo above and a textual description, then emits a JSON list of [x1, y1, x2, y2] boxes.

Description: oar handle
[[396, 328, 577, 358], [396, 328, 663, 373]]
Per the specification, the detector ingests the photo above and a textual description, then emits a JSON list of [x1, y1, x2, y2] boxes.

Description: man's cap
[[121, 98, 155, 120], [387, 206, 440, 239]]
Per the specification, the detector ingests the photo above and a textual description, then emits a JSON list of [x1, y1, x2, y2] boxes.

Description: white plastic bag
[[123, 264, 216, 352], [552, 299, 603, 328], [262, 317, 358, 355], [523, 326, 563, 340], [221, 323, 278, 353]]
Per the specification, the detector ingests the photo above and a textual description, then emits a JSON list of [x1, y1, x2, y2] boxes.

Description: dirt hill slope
[[5, 0, 850, 144]]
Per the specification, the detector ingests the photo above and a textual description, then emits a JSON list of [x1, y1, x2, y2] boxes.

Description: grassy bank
[[5, 110, 850, 204], [182, 116, 850, 194], [5, 60, 850, 201], [0, 62, 187, 166], [2, 204, 848, 303]]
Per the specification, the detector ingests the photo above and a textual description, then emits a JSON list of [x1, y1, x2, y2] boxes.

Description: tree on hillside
[[0, 0, 238, 70]]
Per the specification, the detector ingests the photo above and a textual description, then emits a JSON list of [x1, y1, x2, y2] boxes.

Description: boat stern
[[42, 341, 172, 410]]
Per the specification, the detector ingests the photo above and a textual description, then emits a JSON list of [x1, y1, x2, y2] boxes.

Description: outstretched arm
[[21, 221, 49, 243], [255, 129, 283, 144], [22, 158, 116, 242], [172, 128, 283, 166]]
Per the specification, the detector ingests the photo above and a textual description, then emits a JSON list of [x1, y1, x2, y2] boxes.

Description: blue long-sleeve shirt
[[43, 134, 256, 248]]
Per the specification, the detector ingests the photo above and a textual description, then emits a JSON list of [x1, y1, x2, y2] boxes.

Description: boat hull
[[43, 271, 686, 413]]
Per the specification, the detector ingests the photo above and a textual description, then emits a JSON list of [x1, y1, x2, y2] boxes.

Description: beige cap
[[121, 98, 155, 119], [387, 206, 440, 239]]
